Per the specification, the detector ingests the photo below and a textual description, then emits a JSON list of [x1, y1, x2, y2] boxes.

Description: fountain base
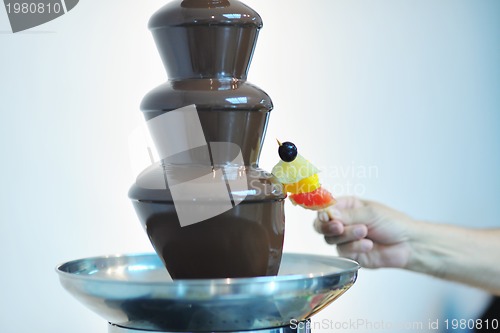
[[57, 253, 358, 332], [109, 321, 311, 333]]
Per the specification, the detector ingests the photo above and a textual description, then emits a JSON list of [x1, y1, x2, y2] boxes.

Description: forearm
[[407, 222, 500, 295]]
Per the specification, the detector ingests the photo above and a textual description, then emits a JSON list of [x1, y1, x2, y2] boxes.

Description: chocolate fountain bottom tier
[[132, 199, 285, 279]]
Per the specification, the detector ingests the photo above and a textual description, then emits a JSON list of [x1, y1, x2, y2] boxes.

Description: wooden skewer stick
[[325, 208, 334, 220]]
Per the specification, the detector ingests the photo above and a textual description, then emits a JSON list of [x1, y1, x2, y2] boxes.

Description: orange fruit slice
[[283, 174, 321, 194], [289, 187, 336, 211]]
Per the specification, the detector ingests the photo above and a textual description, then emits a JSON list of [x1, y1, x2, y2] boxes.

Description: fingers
[[324, 224, 368, 244], [313, 197, 374, 262], [314, 197, 376, 261], [315, 205, 369, 241], [314, 210, 344, 235], [337, 239, 374, 257], [314, 196, 373, 237], [314, 219, 344, 236], [326, 198, 374, 227], [337, 238, 375, 268]]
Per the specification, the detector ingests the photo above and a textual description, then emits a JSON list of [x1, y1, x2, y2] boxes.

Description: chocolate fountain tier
[[129, 163, 285, 279], [149, 0, 262, 80], [141, 79, 272, 166], [57, 253, 360, 332], [134, 200, 284, 279]]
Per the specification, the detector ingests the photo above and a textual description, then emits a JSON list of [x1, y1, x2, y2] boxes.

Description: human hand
[[314, 196, 417, 269]]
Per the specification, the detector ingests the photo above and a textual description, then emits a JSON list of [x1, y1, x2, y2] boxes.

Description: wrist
[[405, 221, 464, 279]]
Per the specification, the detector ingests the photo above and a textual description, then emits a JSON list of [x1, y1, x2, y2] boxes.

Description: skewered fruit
[[289, 187, 337, 211], [272, 140, 336, 211], [271, 154, 320, 185], [278, 141, 298, 162]]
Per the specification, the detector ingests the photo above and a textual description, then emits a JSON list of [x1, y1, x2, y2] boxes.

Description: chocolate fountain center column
[[129, 0, 286, 279]]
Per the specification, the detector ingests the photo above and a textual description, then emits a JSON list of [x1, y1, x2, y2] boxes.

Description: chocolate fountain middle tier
[[141, 79, 272, 166]]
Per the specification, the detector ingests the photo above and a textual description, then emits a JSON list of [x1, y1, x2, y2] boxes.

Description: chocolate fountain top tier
[[149, 0, 263, 80]]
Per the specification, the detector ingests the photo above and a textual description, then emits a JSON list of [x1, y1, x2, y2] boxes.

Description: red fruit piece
[[289, 187, 336, 211]]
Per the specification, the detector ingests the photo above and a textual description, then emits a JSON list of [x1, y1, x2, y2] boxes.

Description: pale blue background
[[0, 0, 499, 332]]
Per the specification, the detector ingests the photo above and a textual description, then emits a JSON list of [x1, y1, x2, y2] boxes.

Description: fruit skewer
[[272, 140, 336, 214]]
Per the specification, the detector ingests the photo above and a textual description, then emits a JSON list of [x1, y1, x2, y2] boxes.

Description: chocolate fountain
[[128, 0, 286, 280], [56, 1, 359, 332]]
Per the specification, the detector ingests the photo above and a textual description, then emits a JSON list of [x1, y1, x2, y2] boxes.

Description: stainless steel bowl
[[56, 253, 359, 332]]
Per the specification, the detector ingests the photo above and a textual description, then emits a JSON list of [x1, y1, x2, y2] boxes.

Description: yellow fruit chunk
[[272, 154, 320, 184], [283, 174, 321, 194]]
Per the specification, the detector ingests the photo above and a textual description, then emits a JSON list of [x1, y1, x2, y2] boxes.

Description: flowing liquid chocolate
[[136, 201, 284, 279]]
